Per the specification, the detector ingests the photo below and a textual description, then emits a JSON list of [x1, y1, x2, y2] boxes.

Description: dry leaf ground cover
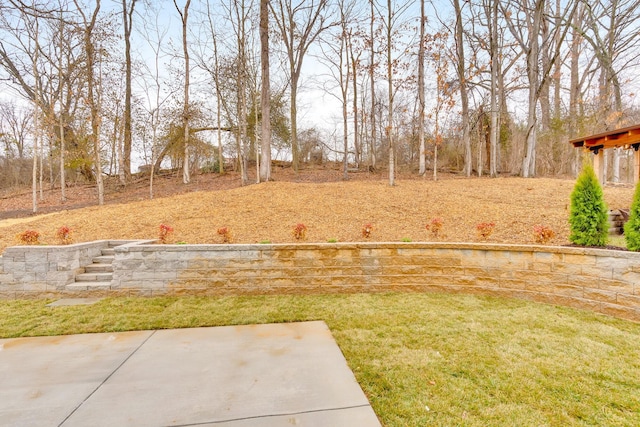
[[0, 174, 635, 253]]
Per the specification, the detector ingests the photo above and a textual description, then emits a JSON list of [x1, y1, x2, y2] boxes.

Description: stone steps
[[67, 247, 115, 291], [83, 263, 113, 273], [66, 282, 112, 291], [92, 255, 115, 264], [75, 272, 114, 282], [609, 209, 630, 235]]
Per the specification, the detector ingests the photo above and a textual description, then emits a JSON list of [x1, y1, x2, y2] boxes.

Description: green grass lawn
[[609, 234, 627, 248], [2, 293, 640, 426]]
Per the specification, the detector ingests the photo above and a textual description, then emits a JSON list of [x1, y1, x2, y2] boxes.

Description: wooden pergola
[[569, 124, 640, 184]]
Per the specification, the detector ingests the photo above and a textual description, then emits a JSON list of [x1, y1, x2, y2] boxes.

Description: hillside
[[0, 170, 635, 253]]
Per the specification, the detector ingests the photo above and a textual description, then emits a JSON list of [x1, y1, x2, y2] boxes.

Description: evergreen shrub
[[569, 163, 608, 246], [624, 180, 640, 251]]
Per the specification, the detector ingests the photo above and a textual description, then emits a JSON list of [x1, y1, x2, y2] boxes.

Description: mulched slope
[[0, 175, 634, 253]]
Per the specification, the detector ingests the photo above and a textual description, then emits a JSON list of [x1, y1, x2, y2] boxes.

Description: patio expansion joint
[[57, 330, 157, 427], [164, 403, 375, 427]]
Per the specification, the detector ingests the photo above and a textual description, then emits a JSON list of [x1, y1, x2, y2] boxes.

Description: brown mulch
[[0, 166, 635, 253]]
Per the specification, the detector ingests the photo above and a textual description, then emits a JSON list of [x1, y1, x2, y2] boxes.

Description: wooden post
[[593, 149, 605, 184], [634, 148, 640, 184]]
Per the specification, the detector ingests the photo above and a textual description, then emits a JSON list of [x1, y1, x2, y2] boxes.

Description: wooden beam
[[569, 124, 640, 150]]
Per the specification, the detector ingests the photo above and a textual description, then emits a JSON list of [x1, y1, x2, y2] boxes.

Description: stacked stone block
[[2, 241, 640, 322], [108, 242, 640, 321], [0, 241, 117, 297]]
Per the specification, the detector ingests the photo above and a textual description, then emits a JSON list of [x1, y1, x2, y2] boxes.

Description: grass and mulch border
[[2, 292, 640, 426]]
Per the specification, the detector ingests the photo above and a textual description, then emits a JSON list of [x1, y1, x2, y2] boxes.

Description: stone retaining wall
[[2, 241, 640, 322], [0, 241, 109, 292], [112, 242, 640, 321], [0, 240, 137, 295]]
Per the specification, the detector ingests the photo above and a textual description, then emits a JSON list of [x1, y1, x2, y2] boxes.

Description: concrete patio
[[0, 321, 380, 426]]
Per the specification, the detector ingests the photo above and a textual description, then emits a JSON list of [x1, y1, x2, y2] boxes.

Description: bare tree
[[225, 0, 253, 185], [0, 0, 114, 192], [56, 7, 66, 201], [270, 0, 335, 171], [0, 102, 31, 159], [347, 27, 362, 168], [194, 0, 258, 184], [568, 2, 590, 175], [385, 0, 394, 185], [173, 0, 191, 184], [319, 0, 356, 180], [377, 0, 412, 185], [134, 3, 168, 198], [417, 0, 426, 175], [428, 32, 453, 182], [582, 0, 640, 125], [259, 0, 272, 181], [121, 0, 137, 180], [368, 0, 377, 170], [198, 0, 227, 176], [75, 0, 104, 203], [31, 15, 41, 213], [484, 0, 500, 177], [452, 0, 472, 177], [579, 0, 640, 181], [502, 0, 576, 177]]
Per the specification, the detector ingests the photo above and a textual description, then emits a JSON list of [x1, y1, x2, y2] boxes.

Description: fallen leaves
[[0, 174, 635, 253]]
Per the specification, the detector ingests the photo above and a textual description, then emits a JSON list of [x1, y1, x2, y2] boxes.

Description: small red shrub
[[217, 227, 233, 243], [426, 218, 444, 238], [17, 229, 40, 245], [292, 223, 307, 240], [56, 226, 73, 245], [159, 223, 174, 244], [476, 222, 496, 239], [533, 224, 555, 244], [362, 223, 373, 238]]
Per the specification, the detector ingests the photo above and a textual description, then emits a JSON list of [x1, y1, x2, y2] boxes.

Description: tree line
[[1, 0, 639, 211]]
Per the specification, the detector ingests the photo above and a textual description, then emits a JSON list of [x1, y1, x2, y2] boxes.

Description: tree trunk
[[210, 12, 225, 175], [77, 0, 105, 204], [122, 0, 136, 179], [418, 0, 426, 176], [342, 23, 350, 181], [58, 13, 66, 202], [174, 0, 192, 184], [386, 0, 395, 186], [238, 0, 249, 185], [183, 2, 191, 185], [453, 0, 471, 177], [150, 111, 158, 199], [32, 123, 38, 214], [259, 0, 271, 181], [552, 0, 562, 120], [290, 76, 299, 170], [369, 0, 377, 170], [269, 0, 331, 172], [433, 113, 439, 181], [488, 0, 499, 177], [539, 13, 551, 134], [32, 24, 39, 214], [349, 30, 360, 169], [520, 0, 544, 178], [569, 7, 581, 176], [117, 110, 126, 185]]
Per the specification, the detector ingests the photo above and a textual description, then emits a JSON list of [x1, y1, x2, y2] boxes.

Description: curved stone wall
[[2, 241, 640, 322], [110, 242, 640, 322]]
